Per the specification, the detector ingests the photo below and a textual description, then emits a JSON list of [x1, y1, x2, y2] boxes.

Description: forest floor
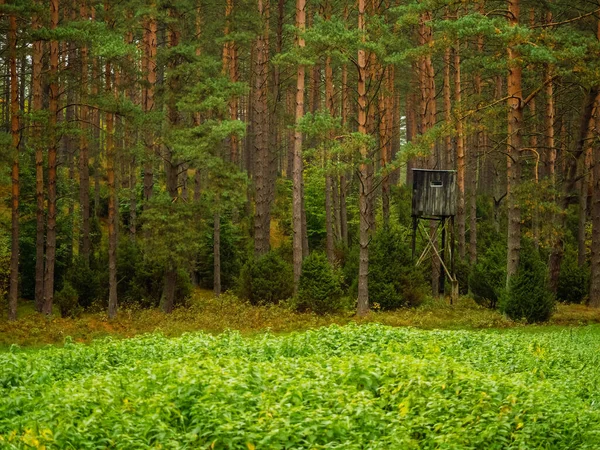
[[1, 289, 600, 348]]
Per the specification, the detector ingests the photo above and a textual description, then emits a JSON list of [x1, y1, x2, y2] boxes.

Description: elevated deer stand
[[410, 169, 458, 303]]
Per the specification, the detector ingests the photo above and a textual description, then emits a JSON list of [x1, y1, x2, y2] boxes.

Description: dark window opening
[[430, 180, 443, 187]]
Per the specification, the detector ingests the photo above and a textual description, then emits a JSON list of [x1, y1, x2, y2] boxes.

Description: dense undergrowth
[[2, 289, 600, 348], [1, 323, 600, 448]]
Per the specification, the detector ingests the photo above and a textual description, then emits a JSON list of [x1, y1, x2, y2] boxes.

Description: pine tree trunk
[[340, 62, 349, 246], [8, 13, 19, 321], [253, 0, 272, 256], [443, 31, 452, 169], [357, 0, 370, 316], [33, 11, 45, 312], [292, 0, 306, 290], [455, 42, 466, 260], [506, 0, 523, 287], [80, 2, 91, 264], [143, 13, 157, 206], [106, 60, 118, 320], [379, 66, 391, 228], [43, 0, 60, 315], [325, 55, 335, 262]]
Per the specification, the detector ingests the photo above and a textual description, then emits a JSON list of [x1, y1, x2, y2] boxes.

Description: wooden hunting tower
[[411, 169, 458, 302], [411, 169, 456, 218]]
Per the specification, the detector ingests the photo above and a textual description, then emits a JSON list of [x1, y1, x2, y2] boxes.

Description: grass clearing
[[1, 323, 600, 448]]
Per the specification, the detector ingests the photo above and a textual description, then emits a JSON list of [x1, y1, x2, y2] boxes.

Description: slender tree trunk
[[380, 66, 391, 228], [43, 0, 60, 315], [143, 12, 157, 206], [292, 0, 306, 290], [443, 25, 452, 169], [80, 2, 91, 264], [33, 11, 45, 312], [340, 62, 349, 246], [506, 0, 523, 287], [106, 60, 118, 320], [325, 55, 335, 262], [8, 13, 19, 321], [357, 0, 370, 316], [455, 41, 466, 260], [253, 0, 272, 256]]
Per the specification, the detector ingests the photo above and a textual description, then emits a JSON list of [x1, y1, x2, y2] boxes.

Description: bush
[[65, 257, 102, 308], [55, 282, 82, 318], [454, 258, 471, 296], [238, 251, 294, 305], [296, 253, 344, 315], [557, 252, 589, 304], [469, 243, 506, 309], [500, 242, 555, 323], [368, 226, 427, 310]]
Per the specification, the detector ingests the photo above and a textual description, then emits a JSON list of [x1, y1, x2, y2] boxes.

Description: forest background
[[1, 0, 600, 325]]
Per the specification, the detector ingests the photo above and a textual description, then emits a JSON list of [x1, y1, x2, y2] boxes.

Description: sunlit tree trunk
[[143, 9, 157, 206]]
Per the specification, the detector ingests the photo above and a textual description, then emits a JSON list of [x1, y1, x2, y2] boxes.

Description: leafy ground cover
[[2, 290, 600, 347], [1, 323, 600, 449]]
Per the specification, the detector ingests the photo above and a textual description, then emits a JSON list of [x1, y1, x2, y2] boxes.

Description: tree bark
[[106, 59, 118, 320], [292, 0, 306, 290], [33, 9, 45, 312], [325, 55, 335, 262], [357, 0, 370, 316], [143, 10, 157, 206], [253, 0, 272, 256], [43, 0, 60, 315], [8, 13, 19, 321], [80, 2, 91, 263], [506, 0, 523, 287], [455, 41, 466, 260]]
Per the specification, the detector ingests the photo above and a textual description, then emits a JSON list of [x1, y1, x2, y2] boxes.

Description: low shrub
[[557, 252, 588, 304], [238, 251, 294, 305], [55, 282, 82, 318], [500, 241, 555, 323], [297, 253, 344, 315], [469, 242, 506, 308], [368, 226, 427, 310]]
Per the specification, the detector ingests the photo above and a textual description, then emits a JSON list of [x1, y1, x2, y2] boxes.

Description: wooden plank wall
[[411, 169, 456, 217]]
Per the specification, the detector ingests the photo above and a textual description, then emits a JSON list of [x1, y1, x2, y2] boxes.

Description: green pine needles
[[500, 241, 556, 323]]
